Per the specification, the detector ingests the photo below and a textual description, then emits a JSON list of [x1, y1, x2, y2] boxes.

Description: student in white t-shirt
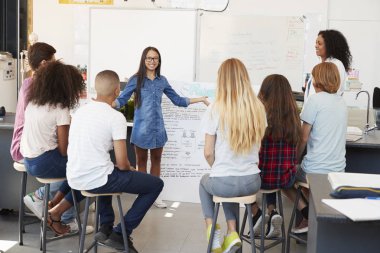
[[67, 70, 163, 253], [199, 58, 267, 253], [286, 62, 347, 234], [304, 29, 352, 101], [20, 61, 86, 235]]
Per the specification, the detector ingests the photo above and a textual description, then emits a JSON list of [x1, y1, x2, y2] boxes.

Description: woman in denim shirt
[[115, 46, 209, 208]]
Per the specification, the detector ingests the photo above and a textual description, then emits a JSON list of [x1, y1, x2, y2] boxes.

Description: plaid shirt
[[259, 136, 297, 189]]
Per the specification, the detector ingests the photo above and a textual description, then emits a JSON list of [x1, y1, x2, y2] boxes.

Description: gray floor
[[0, 194, 307, 253]]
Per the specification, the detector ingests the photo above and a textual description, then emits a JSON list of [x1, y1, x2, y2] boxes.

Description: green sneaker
[[222, 231, 241, 253], [206, 224, 223, 253]]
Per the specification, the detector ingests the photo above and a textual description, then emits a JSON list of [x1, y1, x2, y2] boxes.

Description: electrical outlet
[[3, 70, 15, 80]]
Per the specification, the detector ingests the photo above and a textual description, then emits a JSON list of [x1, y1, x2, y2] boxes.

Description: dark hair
[[27, 42, 56, 70], [134, 46, 161, 108], [258, 74, 301, 144], [318, 30, 352, 71], [28, 61, 85, 109]]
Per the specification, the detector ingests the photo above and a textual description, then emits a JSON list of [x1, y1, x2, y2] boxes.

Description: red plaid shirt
[[259, 136, 297, 189]]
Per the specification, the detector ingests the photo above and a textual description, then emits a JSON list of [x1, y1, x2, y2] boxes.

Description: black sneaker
[[94, 224, 113, 243], [104, 231, 139, 253], [266, 210, 283, 238]]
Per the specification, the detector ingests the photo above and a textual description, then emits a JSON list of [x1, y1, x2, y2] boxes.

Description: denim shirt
[[115, 75, 190, 149]]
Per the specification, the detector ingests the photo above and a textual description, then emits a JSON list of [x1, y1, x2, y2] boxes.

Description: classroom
[[1, 0, 380, 253]]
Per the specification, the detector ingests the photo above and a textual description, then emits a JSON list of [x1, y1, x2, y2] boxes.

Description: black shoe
[[104, 231, 139, 253], [94, 224, 113, 243]]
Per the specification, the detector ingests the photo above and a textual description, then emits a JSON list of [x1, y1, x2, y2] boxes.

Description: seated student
[[67, 70, 164, 253], [199, 58, 266, 253], [250, 74, 301, 238], [20, 61, 86, 235], [10, 42, 89, 233], [284, 62, 347, 234]]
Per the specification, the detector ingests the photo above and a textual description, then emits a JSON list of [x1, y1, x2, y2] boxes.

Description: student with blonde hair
[[199, 58, 267, 253], [287, 62, 347, 234]]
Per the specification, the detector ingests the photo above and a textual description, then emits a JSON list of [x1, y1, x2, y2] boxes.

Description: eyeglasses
[[145, 57, 159, 62]]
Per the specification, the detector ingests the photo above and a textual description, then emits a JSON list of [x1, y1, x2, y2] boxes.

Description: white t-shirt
[[304, 57, 347, 102], [20, 103, 70, 158], [66, 101, 127, 190], [201, 105, 261, 177], [300, 92, 347, 174]]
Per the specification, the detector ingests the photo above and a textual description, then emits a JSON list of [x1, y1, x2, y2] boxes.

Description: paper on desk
[[322, 198, 380, 221], [328, 172, 380, 191]]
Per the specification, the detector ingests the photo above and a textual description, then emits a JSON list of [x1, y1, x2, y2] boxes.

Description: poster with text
[[160, 80, 215, 203]]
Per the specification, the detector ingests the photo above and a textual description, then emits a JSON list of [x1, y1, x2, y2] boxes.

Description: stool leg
[[240, 208, 248, 237], [260, 194, 266, 253], [41, 183, 50, 253], [18, 172, 27, 245], [277, 191, 286, 253], [246, 204, 256, 253], [116, 196, 129, 253], [286, 186, 302, 253], [207, 203, 220, 253], [72, 189, 82, 236], [94, 197, 100, 253], [79, 197, 91, 253]]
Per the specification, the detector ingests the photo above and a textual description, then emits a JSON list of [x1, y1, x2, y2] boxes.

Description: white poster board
[[197, 14, 305, 91], [160, 80, 215, 203], [89, 8, 196, 93]]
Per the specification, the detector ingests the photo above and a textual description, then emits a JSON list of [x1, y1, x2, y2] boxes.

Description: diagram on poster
[[160, 80, 215, 203]]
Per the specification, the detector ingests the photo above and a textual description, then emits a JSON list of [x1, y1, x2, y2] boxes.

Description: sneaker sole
[[266, 214, 283, 238], [292, 226, 308, 234], [23, 195, 43, 220], [253, 214, 269, 236], [222, 239, 242, 253]]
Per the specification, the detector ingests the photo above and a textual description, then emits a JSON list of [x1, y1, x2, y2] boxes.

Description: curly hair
[[318, 30, 352, 71], [312, 62, 340, 94], [258, 74, 301, 144], [28, 61, 85, 109]]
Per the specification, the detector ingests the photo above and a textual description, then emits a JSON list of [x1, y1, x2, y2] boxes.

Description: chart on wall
[[197, 14, 305, 91], [160, 80, 215, 203]]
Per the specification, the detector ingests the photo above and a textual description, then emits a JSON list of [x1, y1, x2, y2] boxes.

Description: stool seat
[[13, 162, 26, 172], [295, 181, 309, 189], [213, 195, 256, 204], [260, 188, 281, 194], [81, 191, 122, 197], [36, 177, 66, 184]]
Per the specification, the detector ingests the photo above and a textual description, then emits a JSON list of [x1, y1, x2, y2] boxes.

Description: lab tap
[[356, 90, 375, 134]]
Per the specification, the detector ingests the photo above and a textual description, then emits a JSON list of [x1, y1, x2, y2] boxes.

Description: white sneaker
[[153, 198, 167, 208], [66, 219, 94, 235], [23, 192, 44, 220], [207, 224, 223, 253]]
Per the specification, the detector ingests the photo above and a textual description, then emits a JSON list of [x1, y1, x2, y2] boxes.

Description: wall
[[32, 0, 380, 107], [32, 0, 328, 83]]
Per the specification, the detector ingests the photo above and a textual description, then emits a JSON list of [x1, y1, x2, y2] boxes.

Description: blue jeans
[[24, 149, 84, 205], [88, 168, 164, 236], [199, 174, 261, 221]]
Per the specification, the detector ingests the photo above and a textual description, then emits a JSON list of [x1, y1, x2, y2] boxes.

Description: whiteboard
[[197, 14, 305, 91], [89, 8, 197, 91]]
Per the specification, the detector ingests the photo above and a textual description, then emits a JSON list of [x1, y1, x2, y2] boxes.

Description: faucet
[[356, 90, 375, 134]]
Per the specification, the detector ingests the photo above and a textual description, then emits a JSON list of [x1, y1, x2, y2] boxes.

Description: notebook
[[328, 172, 380, 191]]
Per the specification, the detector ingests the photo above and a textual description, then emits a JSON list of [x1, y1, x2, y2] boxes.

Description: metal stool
[[207, 194, 257, 253], [79, 191, 129, 253], [36, 177, 81, 253], [286, 181, 309, 253], [13, 162, 35, 245], [241, 189, 286, 253]]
